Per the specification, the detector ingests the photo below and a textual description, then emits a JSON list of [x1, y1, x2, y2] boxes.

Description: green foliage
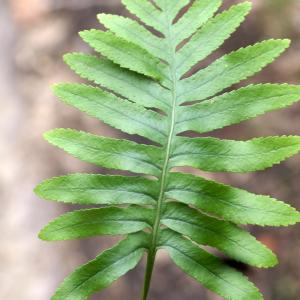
[[35, 1, 300, 299], [52, 232, 148, 300], [159, 230, 262, 300]]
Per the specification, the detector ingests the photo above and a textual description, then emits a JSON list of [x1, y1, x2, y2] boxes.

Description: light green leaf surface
[[40, 206, 154, 240], [173, 0, 221, 46], [122, 0, 165, 33], [64, 53, 171, 112], [176, 84, 300, 134], [98, 14, 167, 61], [38, 1, 300, 299], [159, 230, 263, 300], [171, 136, 300, 172], [179, 39, 290, 103], [152, 0, 191, 24], [35, 174, 158, 205], [166, 172, 300, 226], [53, 84, 168, 144], [162, 202, 277, 267], [52, 233, 148, 300], [80, 29, 165, 80], [176, 2, 251, 77], [44, 129, 163, 176]]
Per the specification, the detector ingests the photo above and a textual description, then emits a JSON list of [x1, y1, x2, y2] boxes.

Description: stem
[[140, 9, 177, 300], [140, 248, 156, 300]]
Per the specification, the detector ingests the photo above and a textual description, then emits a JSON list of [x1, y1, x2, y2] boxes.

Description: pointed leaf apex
[[78, 29, 97, 44], [97, 12, 105, 18], [260, 38, 291, 51], [240, 1, 253, 9], [236, 1, 252, 15], [38, 228, 48, 241], [78, 29, 90, 38], [274, 38, 291, 50], [33, 183, 42, 198], [63, 52, 73, 63], [268, 255, 279, 268], [97, 13, 110, 22], [281, 38, 291, 46], [284, 211, 300, 226], [50, 83, 60, 91], [43, 128, 62, 143]]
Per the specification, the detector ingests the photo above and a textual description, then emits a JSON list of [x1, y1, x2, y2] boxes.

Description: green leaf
[[166, 172, 300, 226], [173, 0, 221, 46], [40, 1, 300, 299], [171, 136, 300, 172], [162, 202, 277, 267], [98, 14, 167, 61], [159, 230, 263, 300], [44, 129, 163, 176], [153, 0, 190, 21], [122, 0, 165, 34], [52, 232, 148, 300], [35, 174, 158, 205], [39, 206, 154, 241], [64, 53, 171, 112], [52, 84, 168, 145], [178, 39, 290, 103], [176, 2, 252, 77], [80, 29, 165, 80], [176, 84, 300, 134]]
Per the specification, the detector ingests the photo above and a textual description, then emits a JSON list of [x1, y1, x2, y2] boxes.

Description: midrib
[[141, 5, 179, 300]]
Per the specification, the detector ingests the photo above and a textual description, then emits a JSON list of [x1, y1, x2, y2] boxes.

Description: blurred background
[[1, 0, 300, 299]]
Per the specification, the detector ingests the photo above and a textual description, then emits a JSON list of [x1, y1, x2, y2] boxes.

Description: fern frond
[[161, 202, 278, 268], [159, 230, 263, 300], [44, 129, 163, 176], [39, 206, 154, 241], [52, 84, 168, 144], [35, 174, 158, 205], [166, 172, 300, 226], [36, 1, 300, 299], [64, 53, 171, 112], [152, 0, 190, 21], [176, 2, 251, 76], [179, 39, 290, 103], [122, 0, 165, 33], [171, 136, 300, 172], [80, 30, 166, 80], [172, 0, 222, 45], [52, 232, 148, 300], [98, 14, 167, 61], [176, 84, 300, 134]]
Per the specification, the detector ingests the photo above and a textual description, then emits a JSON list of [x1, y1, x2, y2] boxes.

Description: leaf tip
[[33, 182, 43, 198], [272, 257, 279, 268], [51, 83, 63, 95], [240, 1, 253, 10], [286, 211, 300, 225], [38, 229, 48, 241], [268, 252, 279, 268], [78, 29, 94, 41], [63, 53, 73, 64], [43, 128, 63, 144], [97, 13, 108, 23], [275, 38, 291, 50], [280, 38, 292, 50]]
